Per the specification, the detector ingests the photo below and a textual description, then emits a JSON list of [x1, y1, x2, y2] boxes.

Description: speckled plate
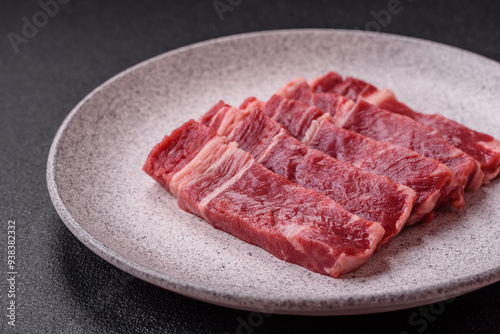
[[47, 29, 500, 315]]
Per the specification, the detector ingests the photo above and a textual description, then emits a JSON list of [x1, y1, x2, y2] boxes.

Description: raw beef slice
[[243, 95, 455, 225], [310, 71, 499, 184], [143, 120, 384, 277], [200, 102, 416, 247]]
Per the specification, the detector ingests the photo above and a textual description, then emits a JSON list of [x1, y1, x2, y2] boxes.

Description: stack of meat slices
[[143, 72, 500, 278]]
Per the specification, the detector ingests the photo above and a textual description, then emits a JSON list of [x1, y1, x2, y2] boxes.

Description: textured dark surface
[[1, 0, 499, 333]]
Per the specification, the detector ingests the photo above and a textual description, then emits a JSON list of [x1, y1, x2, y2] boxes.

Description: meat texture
[[143, 120, 385, 277], [278, 78, 483, 208], [310, 71, 499, 184], [200, 102, 416, 247], [244, 95, 455, 225]]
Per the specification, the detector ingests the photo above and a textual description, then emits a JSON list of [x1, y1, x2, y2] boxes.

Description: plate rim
[[46, 28, 500, 315]]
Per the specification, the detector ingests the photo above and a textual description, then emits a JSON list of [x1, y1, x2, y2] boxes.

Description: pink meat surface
[[310, 71, 499, 185], [251, 95, 455, 225], [143, 120, 384, 277], [200, 103, 416, 247], [279, 78, 482, 208]]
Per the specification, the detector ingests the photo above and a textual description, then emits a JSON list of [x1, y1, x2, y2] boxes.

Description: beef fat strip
[[242, 96, 454, 225], [309, 71, 499, 184], [199, 102, 416, 247], [143, 120, 384, 277], [278, 78, 482, 208]]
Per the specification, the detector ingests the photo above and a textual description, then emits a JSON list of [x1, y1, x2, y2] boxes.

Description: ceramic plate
[[47, 29, 500, 315]]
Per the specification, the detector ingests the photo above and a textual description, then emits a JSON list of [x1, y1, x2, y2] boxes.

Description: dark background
[[1, 0, 499, 333]]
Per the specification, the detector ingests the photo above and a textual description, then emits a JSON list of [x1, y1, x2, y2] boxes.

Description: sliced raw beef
[[199, 102, 416, 247], [143, 120, 384, 277], [310, 71, 500, 184], [242, 96, 455, 225], [278, 78, 483, 208]]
